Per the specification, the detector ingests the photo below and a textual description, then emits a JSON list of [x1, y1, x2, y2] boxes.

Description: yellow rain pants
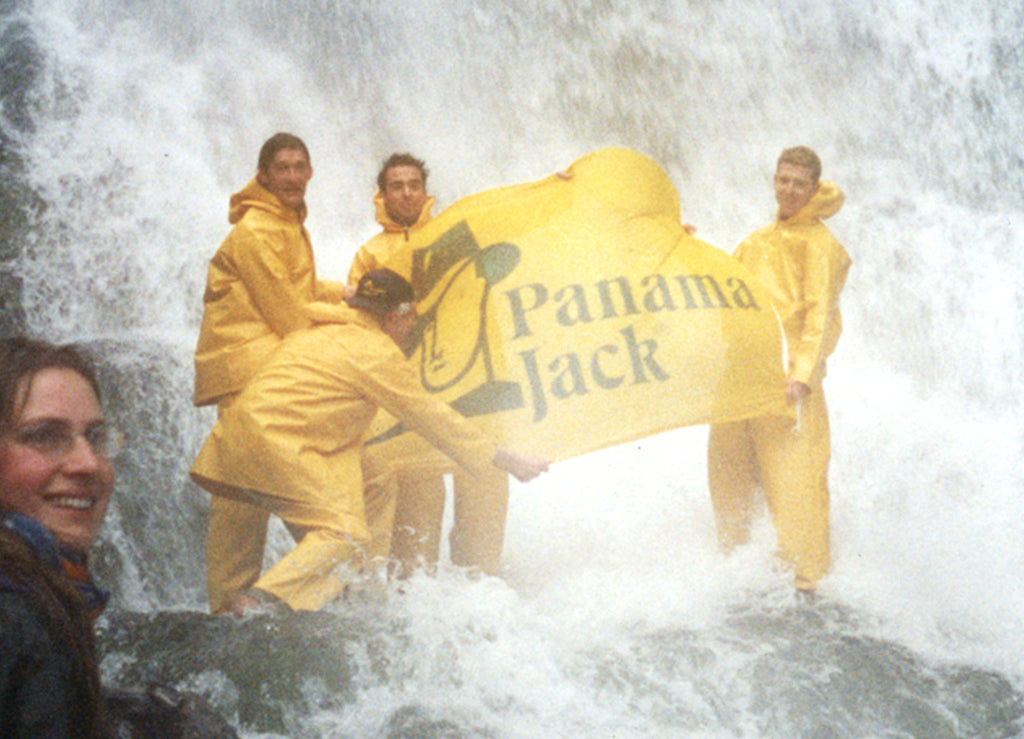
[[206, 497, 267, 613], [205, 393, 268, 612], [390, 465, 510, 577], [707, 381, 831, 590], [245, 452, 397, 612], [206, 443, 397, 612], [448, 466, 510, 574]]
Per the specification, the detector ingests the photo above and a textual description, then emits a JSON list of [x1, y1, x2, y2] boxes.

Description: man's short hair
[[777, 146, 821, 183], [376, 152, 428, 192], [257, 133, 311, 174]]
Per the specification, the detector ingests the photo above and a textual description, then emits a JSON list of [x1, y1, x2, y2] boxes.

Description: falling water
[[2, 0, 1023, 736]]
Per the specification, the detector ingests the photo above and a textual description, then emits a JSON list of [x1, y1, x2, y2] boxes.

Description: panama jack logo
[[406, 221, 526, 414], [368, 221, 527, 444], [368, 219, 764, 446], [496, 250, 763, 425]]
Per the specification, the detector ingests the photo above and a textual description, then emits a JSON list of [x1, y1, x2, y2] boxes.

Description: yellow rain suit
[[190, 309, 500, 611], [194, 179, 348, 612], [194, 178, 347, 405], [707, 181, 851, 591], [348, 193, 510, 576]]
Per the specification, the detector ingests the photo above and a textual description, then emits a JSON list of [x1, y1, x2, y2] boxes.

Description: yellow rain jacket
[[190, 307, 498, 548], [708, 181, 851, 591], [345, 192, 435, 286], [734, 181, 851, 385], [193, 179, 348, 406]]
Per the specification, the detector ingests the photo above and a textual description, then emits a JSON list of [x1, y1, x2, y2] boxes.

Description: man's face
[[381, 165, 427, 227], [257, 147, 313, 212], [773, 162, 818, 219], [381, 304, 419, 347]]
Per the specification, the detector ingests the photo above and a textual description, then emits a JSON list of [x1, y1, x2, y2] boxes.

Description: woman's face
[[0, 368, 114, 553]]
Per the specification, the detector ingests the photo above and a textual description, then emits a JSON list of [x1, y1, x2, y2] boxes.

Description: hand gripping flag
[[368, 147, 788, 468]]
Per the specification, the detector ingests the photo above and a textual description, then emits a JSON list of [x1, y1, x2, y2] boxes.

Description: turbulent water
[[2, 0, 1023, 736]]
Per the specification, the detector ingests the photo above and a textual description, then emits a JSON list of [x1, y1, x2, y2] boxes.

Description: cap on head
[[347, 269, 415, 316]]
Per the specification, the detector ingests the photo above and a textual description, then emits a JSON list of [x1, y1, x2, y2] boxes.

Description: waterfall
[[2, 1, 1023, 736]]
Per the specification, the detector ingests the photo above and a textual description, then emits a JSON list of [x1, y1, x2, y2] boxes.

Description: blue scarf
[[2, 513, 109, 618]]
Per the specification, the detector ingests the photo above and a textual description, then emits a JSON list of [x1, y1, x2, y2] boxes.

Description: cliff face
[[1, 8, 44, 335]]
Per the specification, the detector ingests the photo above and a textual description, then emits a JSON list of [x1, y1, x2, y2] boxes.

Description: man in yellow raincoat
[[193, 133, 351, 613], [191, 270, 549, 614], [348, 153, 511, 578], [707, 146, 852, 593]]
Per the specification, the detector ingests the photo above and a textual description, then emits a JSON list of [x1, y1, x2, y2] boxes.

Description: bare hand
[[493, 447, 550, 482], [786, 380, 811, 403]]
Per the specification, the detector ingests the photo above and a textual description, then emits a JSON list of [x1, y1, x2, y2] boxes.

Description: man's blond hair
[[777, 146, 821, 183]]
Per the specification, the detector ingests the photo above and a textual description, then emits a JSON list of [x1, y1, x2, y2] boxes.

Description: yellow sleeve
[[304, 300, 351, 324], [790, 232, 850, 384], [228, 231, 315, 336], [228, 231, 350, 332], [351, 340, 497, 476], [316, 279, 347, 302]]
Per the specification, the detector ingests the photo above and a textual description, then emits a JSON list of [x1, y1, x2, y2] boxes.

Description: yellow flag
[[369, 148, 788, 467]]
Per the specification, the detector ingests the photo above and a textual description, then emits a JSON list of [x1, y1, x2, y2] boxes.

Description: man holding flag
[[707, 146, 851, 595], [349, 153, 511, 578]]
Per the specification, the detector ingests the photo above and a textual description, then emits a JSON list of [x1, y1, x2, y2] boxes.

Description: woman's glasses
[[7, 420, 124, 459]]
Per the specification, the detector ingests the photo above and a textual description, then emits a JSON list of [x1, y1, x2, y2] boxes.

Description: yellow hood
[[229, 178, 306, 225], [372, 191, 435, 234], [781, 180, 844, 224]]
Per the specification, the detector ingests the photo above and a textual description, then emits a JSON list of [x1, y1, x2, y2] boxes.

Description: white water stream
[[3, 1, 1022, 735]]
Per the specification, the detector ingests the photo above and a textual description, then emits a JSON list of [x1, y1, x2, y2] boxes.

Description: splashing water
[[2, 0, 1023, 736]]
